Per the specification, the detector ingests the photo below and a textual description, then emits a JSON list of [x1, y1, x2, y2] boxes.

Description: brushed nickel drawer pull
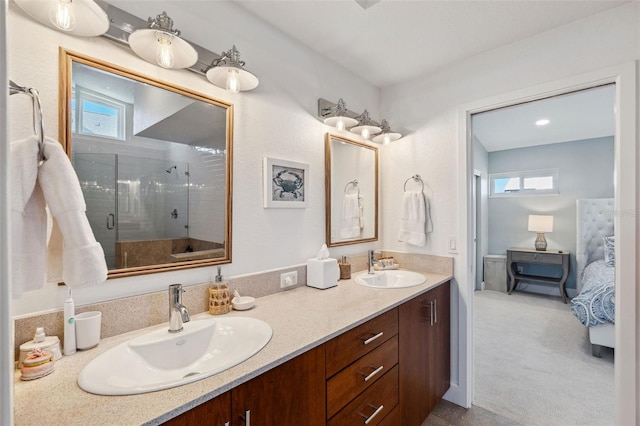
[[362, 331, 384, 345], [224, 422, 230, 426], [434, 299, 438, 324], [239, 409, 250, 425], [362, 365, 384, 382], [361, 404, 384, 425]]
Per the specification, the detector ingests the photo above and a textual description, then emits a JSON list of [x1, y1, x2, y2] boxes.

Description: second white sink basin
[[78, 316, 272, 395], [355, 270, 426, 288]]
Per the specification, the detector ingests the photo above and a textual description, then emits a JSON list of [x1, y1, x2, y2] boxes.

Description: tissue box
[[307, 258, 339, 289]]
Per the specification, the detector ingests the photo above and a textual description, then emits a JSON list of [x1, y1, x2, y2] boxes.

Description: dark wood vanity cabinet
[[165, 345, 325, 426], [399, 281, 451, 425], [163, 281, 450, 426]]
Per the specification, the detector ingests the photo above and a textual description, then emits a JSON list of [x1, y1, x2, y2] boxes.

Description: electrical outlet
[[517, 266, 524, 274], [280, 271, 298, 288]]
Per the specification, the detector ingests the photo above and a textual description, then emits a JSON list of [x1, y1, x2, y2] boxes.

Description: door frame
[[454, 62, 637, 424]]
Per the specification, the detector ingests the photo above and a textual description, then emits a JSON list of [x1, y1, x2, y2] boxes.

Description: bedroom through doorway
[[469, 84, 616, 425]]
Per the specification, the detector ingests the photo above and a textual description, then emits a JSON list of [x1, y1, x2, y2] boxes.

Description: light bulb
[[361, 128, 370, 140], [336, 118, 345, 131], [155, 32, 175, 68], [226, 69, 240, 93], [49, 0, 75, 31], [383, 135, 391, 145]]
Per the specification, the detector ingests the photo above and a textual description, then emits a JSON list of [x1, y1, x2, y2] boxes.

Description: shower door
[[73, 153, 118, 269]]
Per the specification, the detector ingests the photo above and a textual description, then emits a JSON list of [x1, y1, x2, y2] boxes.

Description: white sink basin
[[355, 270, 426, 288], [78, 316, 272, 395]]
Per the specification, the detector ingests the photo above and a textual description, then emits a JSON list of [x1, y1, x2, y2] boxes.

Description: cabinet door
[[231, 345, 326, 425], [430, 281, 451, 404], [399, 281, 451, 426], [399, 291, 432, 425], [163, 391, 230, 426]]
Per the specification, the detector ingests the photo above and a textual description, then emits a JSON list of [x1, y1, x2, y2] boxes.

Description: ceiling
[[472, 84, 615, 152], [232, 0, 627, 89]]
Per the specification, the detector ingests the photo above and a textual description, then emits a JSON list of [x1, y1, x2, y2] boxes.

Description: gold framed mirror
[[325, 133, 378, 247], [59, 49, 233, 279]]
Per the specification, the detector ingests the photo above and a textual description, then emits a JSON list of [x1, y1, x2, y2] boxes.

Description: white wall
[[487, 137, 615, 292], [379, 1, 639, 407], [7, 1, 380, 316]]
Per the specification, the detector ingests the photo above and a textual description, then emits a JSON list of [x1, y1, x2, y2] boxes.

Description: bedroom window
[[489, 169, 559, 197]]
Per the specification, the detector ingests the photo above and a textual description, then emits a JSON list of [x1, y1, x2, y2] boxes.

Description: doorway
[[455, 63, 637, 423]]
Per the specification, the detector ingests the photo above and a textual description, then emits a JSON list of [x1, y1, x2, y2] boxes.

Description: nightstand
[[506, 248, 570, 303]]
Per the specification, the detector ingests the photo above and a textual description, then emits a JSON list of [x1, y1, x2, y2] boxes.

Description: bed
[[570, 198, 615, 357]]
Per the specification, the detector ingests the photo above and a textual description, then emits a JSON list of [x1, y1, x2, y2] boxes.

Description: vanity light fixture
[[320, 98, 359, 130], [318, 98, 402, 143], [372, 119, 402, 145], [128, 11, 198, 69], [204, 45, 259, 93], [350, 110, 381, 140], [13, 0, 109, 36]]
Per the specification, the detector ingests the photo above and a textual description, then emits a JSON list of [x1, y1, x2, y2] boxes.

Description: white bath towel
[[340, 193, 363, 239], [398, 191, 429, 246], [38, 138, 108, 287], [10, 135, 47, 298]]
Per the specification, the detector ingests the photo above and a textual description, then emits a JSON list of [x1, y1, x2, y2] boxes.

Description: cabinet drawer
[[511, 251, 562, 264], [328, 365, 399, 426], [378, 405, 400, 426], [326, 308, 398, 377], [327, 335, 398, 418]]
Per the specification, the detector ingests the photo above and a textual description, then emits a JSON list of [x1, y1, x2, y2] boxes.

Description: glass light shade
[[155, 32, 175, 68], [50, 0, 75, 31], [14, 0, 109, 37], [129, 29, 198, 69], [206, 66, 259, 92], [527, 215, 554, 233], [372, 131, 402, 144], [324, 116, 358, 130], [350, 124, 381, 140]]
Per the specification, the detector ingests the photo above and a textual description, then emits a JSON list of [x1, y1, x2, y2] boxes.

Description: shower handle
[[107, 213, 115, 230]]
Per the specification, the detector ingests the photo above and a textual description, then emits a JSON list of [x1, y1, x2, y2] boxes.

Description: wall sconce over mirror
[[128, 11, 197, 69], [318, 98, 403, 144], [13, 0, 110, 36], [12, 0, 259, 93]]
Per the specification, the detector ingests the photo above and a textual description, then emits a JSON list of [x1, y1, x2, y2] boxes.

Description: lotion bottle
[[63, 287, 76, 356]]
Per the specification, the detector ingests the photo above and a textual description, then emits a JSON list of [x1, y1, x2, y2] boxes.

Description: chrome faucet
[[168, 283, 190, 333], [368, 250, 379, 274]]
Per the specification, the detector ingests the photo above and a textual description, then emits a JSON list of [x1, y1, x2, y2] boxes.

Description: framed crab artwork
[[263, 157, 309, 208]]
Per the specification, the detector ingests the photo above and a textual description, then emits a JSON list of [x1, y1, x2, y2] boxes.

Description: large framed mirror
[[60, 49, 233, 279], [325, 133, 378, 247]]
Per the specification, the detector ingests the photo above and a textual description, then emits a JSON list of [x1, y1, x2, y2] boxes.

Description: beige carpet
[[474, 290, 614, 426]]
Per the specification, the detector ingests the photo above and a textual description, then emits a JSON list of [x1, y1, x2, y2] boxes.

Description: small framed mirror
[[60, 50, 233, 279], [325, 133, 378, 247]]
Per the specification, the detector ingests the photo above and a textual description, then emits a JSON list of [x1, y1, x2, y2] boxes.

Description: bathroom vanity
[[13, 270, 451, 426]]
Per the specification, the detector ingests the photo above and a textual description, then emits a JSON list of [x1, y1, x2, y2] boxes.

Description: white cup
[[75, 311, 102, 350]]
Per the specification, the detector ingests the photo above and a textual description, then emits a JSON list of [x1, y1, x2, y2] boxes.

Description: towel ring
[[404, 174, 424, 192], [344, 179, 360, 197], [9, 80, 46, 161]]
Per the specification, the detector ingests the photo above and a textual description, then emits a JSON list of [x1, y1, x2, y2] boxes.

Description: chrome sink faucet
[[368, 250, 379, 274], [168, 283, 190, 333]]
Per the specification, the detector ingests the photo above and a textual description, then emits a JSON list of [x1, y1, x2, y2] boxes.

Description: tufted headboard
[[576, 198, 614, 293]]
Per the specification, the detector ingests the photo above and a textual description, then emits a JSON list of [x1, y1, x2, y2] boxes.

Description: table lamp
[[528, 215, 553, 251]]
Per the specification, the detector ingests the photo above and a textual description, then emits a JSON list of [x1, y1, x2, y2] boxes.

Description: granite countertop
[[14, 270, 452, 426]]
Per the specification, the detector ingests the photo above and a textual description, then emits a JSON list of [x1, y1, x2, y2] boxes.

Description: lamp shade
[[528, 215, 553, 233], [129, 29, 198, 69], [14, 0, 109, 37]]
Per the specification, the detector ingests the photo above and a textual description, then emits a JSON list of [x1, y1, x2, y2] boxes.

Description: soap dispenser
[[209, 266, 231, 315]]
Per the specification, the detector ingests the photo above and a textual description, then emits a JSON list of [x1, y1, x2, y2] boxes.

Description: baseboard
[[443, 383, 469, 408]]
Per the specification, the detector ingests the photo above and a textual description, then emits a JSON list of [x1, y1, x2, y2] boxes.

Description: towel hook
[[404, 174, 424, 192], [9, 80, 46, 162], [344, 179, 360, 197]]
